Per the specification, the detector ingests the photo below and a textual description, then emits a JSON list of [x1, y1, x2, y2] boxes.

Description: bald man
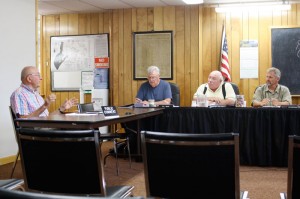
[[193, 70, 236, 106], [10, 66, 77, 118]]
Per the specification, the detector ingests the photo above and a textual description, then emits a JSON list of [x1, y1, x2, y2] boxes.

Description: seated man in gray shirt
[[252, 67, 291, 107]]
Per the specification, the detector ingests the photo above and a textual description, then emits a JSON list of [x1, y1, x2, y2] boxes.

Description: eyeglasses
[[28, 73, 41, 78], [148, 75, 159, 80]]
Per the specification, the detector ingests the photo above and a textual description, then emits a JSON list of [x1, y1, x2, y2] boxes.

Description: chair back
[[169, 82, 180, 106], [77, 103, 94, 113], [287, 135, 300, 199], [141, 131, 240, 198], [17, 128, 106, 196], [0, 179, 24, 190], [228, 82, 240, 95], [8, 106, 19, 142], [0, 187, 144, 199]]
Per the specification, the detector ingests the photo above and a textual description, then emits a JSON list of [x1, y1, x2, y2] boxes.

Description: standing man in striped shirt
[[10, 66, 77, 118]]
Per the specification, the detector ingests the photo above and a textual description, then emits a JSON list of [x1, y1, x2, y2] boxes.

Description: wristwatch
[[58, 108, 65, 114]]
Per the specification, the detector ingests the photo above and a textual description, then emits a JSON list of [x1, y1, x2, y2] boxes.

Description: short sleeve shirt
[[10, 84, 49, 117], [252, 84, 292, 105], [136, 80, 172, 102], [193, 82, 236, 101]]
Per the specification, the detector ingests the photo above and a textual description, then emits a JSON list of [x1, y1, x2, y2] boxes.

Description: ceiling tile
[[38, 0, 287, 15], [38, 2, 73, 15], [161, 0, 189, 6], [81, 0, 132, 9], [121, 0, 168, 7], [49, 0, 102, 11]]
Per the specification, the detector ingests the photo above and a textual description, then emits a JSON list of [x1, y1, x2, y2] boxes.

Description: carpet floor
[[0, 141, 287, 198]]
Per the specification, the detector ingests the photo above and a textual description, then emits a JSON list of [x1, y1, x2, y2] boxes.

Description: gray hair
[[147, 66, 160, 75], [267, 67, 281, 78]]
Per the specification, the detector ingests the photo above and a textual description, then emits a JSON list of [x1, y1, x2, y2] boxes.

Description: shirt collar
[[263, 84, 280, 94], [21, 83, 36, 94]]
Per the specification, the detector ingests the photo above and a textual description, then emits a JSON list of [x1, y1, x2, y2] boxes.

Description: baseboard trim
[[0, 155, 18, 166]]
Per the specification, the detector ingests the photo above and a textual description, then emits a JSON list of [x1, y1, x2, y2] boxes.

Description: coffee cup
[[148, 99, 155, 107], [191, 100, 197, 107]]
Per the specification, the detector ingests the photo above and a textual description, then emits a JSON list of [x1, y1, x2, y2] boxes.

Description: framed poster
[[133, 31, 173, 80], [50, 34, 109, 91]]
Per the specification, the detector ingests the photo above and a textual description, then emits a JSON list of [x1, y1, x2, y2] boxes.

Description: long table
[[16, 107, 164, 158], [142, 107, 300, 167], [16, 106, 298, 166]]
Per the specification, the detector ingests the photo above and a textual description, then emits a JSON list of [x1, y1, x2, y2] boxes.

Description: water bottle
[[197, 93, 207, 107]]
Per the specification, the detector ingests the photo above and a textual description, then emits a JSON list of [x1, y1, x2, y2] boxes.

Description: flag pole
[[220, 23, 225, 70], [220, 22, 231, 82]]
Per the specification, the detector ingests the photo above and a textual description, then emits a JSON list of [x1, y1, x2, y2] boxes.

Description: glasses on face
[[28, 73, 41, 77], [148, 75, 159, 80], [28, 73, 41, 78]]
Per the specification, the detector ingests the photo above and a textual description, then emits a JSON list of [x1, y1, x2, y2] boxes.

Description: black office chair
[[280, 135, 300, 199], [77, 103, 132, 175], [229, 82, 240, 95], [141, 131, 248, 199], [251, 85, 262, 106], [17, 128, 134, 197], [169, 82, 180, 106], [225, 81, 240, 95], [8, 106, 20, 178], [0, 187, 144, 199]]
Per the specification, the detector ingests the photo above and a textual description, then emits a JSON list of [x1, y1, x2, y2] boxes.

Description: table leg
[[135, 120, 143, 162]]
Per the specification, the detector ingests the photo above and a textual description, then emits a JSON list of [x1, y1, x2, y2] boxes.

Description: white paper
[[104, 115, 120, 119], [240, 40, 258, 79], [65, 113, 98, 116], [53, 71, 81, 89], [81, 71, 94, 90]]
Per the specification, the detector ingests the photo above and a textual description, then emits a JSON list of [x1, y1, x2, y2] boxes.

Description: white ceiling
[[38, 0, 291, 15]]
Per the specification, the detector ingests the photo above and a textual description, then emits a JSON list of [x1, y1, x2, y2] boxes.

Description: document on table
[[65, 112, 99, 116]]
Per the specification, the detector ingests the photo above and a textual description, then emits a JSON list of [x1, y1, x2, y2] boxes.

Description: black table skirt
[[139, 107, 300, 167]]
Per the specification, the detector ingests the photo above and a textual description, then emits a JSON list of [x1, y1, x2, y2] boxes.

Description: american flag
[[220, 26, 231, 82]]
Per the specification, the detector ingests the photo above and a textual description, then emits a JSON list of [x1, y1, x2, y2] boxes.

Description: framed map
[[133, 31, 173, 80], [50, 34, 109, 91]]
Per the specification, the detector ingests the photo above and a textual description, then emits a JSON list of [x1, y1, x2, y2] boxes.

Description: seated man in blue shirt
[[116, 66, 172, 156], [135, 65, 172, 106]]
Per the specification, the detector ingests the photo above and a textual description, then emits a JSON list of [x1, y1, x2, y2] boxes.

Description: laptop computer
[[77, 103, 103, 114]]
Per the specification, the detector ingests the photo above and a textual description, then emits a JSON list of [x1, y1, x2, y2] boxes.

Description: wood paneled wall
[[40, 4, 300, 112]]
